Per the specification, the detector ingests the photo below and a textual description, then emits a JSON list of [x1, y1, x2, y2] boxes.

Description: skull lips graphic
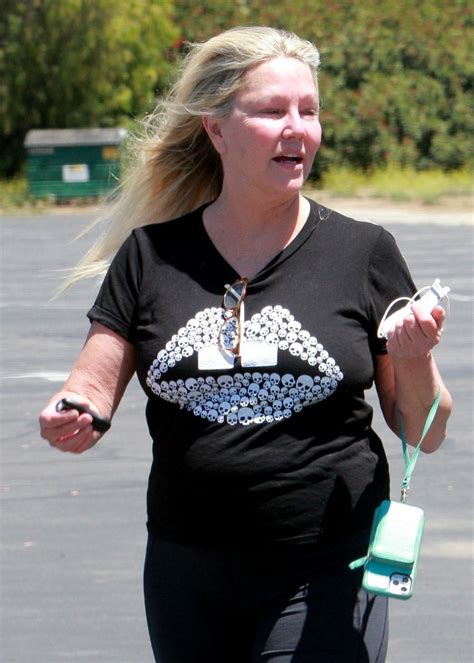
[[146, 305, 343, 426]]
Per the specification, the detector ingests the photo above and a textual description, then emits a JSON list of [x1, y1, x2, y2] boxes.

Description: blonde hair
[[66, 26, 320, 288]]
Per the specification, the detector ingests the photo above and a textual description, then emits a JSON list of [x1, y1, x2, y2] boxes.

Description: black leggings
[[143, 534, 388, 663]]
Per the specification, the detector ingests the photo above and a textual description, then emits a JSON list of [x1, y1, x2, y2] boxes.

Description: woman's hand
[[39, 393, 103, 454], [386, 303, 445, 359], [39, 322, 136, 455]]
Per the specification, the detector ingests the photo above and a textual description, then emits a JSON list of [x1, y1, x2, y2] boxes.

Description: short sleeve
[[367, 228, 417, 355], [87, 232, 142, 342]]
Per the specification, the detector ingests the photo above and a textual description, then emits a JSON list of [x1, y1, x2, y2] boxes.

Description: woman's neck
[[202, 192, 310, 279]]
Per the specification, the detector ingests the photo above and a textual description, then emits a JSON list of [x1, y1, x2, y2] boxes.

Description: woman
[[39, 26, 452, 662]]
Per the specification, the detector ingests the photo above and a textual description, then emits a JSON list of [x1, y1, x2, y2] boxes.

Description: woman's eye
[[260, 109, 282, 116]]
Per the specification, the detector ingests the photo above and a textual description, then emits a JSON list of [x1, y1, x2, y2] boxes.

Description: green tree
[[0, 0, 177, 176], [172, 0, 473, 175]]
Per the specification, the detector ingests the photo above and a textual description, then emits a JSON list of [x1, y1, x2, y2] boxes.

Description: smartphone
[[55, 398, 111, 433], [363, 561, 416, 599], [362, 500, 425, 600]]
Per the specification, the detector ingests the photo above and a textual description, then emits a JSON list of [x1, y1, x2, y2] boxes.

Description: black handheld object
[[55, 398, 111, 433]]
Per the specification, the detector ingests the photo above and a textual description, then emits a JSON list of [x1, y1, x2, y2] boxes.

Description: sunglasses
[[219, 277, 248, 357]]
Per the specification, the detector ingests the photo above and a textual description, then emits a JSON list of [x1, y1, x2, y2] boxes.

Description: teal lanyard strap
[[397, 387, 442, 502], [349, 386, 442, 572]]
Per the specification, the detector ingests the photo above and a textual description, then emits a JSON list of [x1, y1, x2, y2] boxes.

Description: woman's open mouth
[[273, 155, 303, 165], [273, 154, 303, 168]]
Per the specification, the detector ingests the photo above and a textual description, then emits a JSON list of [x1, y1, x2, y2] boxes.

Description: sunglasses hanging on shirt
[[219, 277, 249, 357]]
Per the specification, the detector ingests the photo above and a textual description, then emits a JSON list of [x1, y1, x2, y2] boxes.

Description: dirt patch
[[305, 190, 473, 225], [308, 191, 472, 212]]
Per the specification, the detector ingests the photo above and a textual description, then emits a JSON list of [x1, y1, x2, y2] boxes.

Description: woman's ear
[[202, 116, 226, 155]]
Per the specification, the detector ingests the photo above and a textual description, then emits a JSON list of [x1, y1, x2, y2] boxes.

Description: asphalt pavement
[[1, 204, 472, 662]]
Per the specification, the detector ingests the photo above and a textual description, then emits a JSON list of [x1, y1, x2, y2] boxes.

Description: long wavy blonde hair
[[66, 26, 320, 288]]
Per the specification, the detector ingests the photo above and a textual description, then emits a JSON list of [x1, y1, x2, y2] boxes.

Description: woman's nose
[[281, 111, 305, 139]]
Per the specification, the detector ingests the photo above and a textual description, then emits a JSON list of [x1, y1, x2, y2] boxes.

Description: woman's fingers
[[39, 397, 99, 453], [386, 304, 444, 358]]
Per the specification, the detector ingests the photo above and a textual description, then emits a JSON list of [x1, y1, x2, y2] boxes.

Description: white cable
[[377, 279, 451, 339]]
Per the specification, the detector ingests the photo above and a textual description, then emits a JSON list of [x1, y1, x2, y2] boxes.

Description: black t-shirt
[[88, 199, 415, 557]]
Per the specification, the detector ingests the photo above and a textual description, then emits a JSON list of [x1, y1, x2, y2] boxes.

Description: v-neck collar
[[196, 197, 325, 284]]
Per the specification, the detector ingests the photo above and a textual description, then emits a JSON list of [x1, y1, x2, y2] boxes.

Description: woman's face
[[205, 57, 321, 199]]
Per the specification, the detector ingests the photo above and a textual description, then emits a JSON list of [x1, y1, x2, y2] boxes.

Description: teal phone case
[[362, 500, 425, 600]]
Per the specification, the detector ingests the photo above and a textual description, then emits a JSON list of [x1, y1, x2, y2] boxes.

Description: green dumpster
[[24, 128, 127, 199]]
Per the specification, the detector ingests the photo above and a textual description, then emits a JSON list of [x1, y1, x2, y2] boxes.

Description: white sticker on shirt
[[198, 345, 235, 370], [146, 305, 343, 426], [240, 339, 278, 367]]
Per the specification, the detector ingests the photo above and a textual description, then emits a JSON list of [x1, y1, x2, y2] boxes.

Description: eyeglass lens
[[223, 280, 247, 310], [220, 315, 239, 351]]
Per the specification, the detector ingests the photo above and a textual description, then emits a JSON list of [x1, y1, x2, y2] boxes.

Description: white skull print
[[146, 305, 343, 426]]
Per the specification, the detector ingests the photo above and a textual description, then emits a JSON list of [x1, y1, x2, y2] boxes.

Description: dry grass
[[318, 166, 473, 205]]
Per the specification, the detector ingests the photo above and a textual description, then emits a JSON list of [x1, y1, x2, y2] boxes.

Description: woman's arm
[[39, 321, 136, 454], [375, 302, 452, 453]]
